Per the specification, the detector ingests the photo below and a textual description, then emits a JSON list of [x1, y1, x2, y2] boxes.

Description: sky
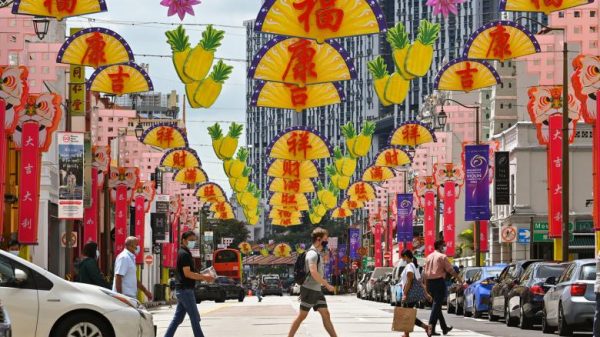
[[68, 0, 262, 193]]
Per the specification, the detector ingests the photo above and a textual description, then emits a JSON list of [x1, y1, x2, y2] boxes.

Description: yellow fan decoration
[[267, 159, 319, 179], [331, 207, 352, 219], [269, 178, 315, 194], [341, 121, 376, 158], [274, 243, 293, 257], [249, 36, 356, 86], [499, 0, 592, 14], [341, 198, 365, 210], [87, 63, 153, 96], [210, 201, 234, 214], [268, 126, 332, 161], [269, 193, 310, 211], [251, 81, 343, 112], [57, 28, 134, 68], [348, 181, 376, 203], [238, 242, 252, 255], [434, 58, 501, 93], [374, 146, 413, 168], [12, 0, 107, 21], [272, 217, 302, 227], [269, 208, 302, 220], [463, 20, 541, 62], [173, 167, 208, 185], [389, 121, 437, 148], [363, 165, 396, 182], [195, 182, 227, 204], [140, 124, 188, 149], [254, 0, 386, 44], [160, 147, 201, 170], [214, 210, 235, 220]]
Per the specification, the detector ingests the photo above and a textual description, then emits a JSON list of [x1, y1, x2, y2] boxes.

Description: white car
[[0, 250, 155, 337]]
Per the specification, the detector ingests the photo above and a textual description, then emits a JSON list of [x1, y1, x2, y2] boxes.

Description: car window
[[557, 264, 575, 283], [520, 266, 533, 282], [506, 265, 517, 279], [470, 270, 481, 281], [536, 265, 566, 279], [484, 269, 504, 278], [0, 255, 37, 290], [465, 269, 479, 280], [580, 264, 596, 281]]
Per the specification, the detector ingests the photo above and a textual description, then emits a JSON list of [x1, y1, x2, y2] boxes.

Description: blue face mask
[[187, 241, 196, 249]]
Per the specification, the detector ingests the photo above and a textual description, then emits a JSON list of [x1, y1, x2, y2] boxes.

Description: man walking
[[423, 240, 460, 336], [252, 277, 263, 302], [113, 236, 152, 300], [288, 227, 338, 337], [164, 231, 215, 337]]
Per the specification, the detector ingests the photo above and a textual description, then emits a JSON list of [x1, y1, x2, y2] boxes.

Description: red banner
[[135, 196, 145, 264], [424, 192, 436, 256], [114, 185, 128, 254], [172, 216, 180, 247], [83, 167, 98, 244], [387, 216, 394, 267], [0, 100, 6, 236], [548, 114, 563, 238], [374, 222, 383, 267], [443, 182, 456, 257], [162, 242, 177, 268], [480, 220, 489, 252], [18, 122, 40, 244]]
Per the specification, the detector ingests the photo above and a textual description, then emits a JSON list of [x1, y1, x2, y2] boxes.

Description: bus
[[213, 248, 243, 282]]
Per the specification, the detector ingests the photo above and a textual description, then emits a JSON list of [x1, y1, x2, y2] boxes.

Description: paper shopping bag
[[392, 306, 417, 332]]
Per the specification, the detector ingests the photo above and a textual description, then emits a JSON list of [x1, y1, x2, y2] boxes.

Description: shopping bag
[[392, 306, 416, 332]]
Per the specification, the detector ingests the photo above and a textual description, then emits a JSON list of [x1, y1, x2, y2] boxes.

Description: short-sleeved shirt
[[423, 250, 454, 280], [302, 246, 323, 292], [176, 246, 195, 289], [400, 263, 421, 289], [112, 249, 137, 298]]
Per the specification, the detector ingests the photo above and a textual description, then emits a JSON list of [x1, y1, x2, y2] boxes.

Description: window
[[500, 104, 504, 109], [574, 11, 581, 17], [29, 80, 36, 87], [8, 53, 18, 66], [533, 59, 540, 65], [42, 53, 49, 60], [42, 66, 49, 74], [580, 264, 596, 280], [574, 26, 581, 34], [591, 41, 598, 49], [591, 26, 597, 33], [558, 263, 575, 283], [8, 19, 16, 27], [29, 67, 36, 74], [558, 11, 564, 18], [592, 11, 597, 17]]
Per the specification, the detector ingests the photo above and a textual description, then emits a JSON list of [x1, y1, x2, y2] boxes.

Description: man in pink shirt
[[423, 240, 460, 336]]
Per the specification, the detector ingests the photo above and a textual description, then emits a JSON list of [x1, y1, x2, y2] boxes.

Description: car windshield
[[464, 269, 480, 280], [535, 265, 566, 279], [580, 264, 596, 280], [264, 278, 279, 284], [482, 268, 503, 279]]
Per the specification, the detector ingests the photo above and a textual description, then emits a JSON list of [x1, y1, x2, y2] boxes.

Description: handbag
[[392, 306, 417, 332], [406, 279, 427, 304]]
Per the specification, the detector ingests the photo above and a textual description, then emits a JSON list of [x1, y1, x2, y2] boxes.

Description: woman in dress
[[399, 249, 432, 337]]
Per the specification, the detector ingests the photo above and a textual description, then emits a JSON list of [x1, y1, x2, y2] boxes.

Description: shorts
[[299, 286, 327, 311]]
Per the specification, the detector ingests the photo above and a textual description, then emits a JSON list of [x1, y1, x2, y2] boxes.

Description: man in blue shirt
[[113, 236, 152, 300]]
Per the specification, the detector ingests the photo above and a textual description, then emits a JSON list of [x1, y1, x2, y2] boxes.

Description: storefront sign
[[58, 132, 85, 219]]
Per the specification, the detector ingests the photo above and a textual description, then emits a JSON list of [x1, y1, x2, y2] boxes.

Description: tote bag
[[392, 306, 416, 332]]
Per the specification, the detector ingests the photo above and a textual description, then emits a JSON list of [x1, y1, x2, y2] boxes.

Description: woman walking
[[399, 249, 432, 337], [77, 241, 110, 288]]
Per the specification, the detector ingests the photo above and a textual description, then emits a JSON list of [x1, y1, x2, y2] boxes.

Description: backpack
[[293, 249, 320, 285]]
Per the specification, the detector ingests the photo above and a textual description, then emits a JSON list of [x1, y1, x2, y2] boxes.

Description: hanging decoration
[[92, 145, 110, 187], [426, 0, 465, 17], [374, 146, 413, 168], [165, 25, 232, 108], [108, 167, 140, 253], [269, 177, 315, 194], [160, 147, 201, 170], [249, 36, 356, 86], [267, 159, 319, 179], [389, 121, 437, 148], [414, 176, 437, 255], [210, 201, 235, 220], [254, 0, 386, 44], [396, 194, 414, 246], [239, 242, 252, 255], [196, 182, 227, 204], [272, 217, 302, 227], [133, 181, 155, 264], [400, 20, 440, 78], [173, 167, 208, 186], [434, 58, 502, 92], [463, 145, 491, 221], [347, 181, 376, 203], [133, 180, 156, 214], [268, 126, 332, 161], [170, 195, 182, 246], [57, 28, 135, 68], [251, 81, 343, 112], [296, 243, 306, 254], [160, 0, 201, 20], [236, 183, 261, 225], [341, 198, 365, 211], [434, 163, 465, 257], [463, 20, 540, 61], [308, 199, 326, 224], [140, 123, 188, 149], [316, 182, 339, 210], [362, 165, 395, 183], [87, 63, 153, 96], [341, 121, 375, 158], [208, 122, 243, 160], [12, 0, 107, 20], [331, 206, 352, 219], [269, 192, 310, 211], [374, 222, 383, 267], [326, 164, 350, 190], [499, 0, 592, 14], [270, 208, 302, 220]]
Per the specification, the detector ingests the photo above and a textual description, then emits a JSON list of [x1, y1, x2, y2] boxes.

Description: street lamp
[[516, 16, 569, 262], [33, 17, 50, 40], [437, 109, 448, 130], [134, 120, 144, 140]]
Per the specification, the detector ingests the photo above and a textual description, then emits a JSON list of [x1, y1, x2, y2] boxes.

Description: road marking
[[200, 303, 232, 315]]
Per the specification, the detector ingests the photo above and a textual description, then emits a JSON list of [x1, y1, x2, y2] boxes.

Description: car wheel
[[542, 308, 554, 334], [473, 303, 482, 319], [463, 303, 472, 317], [53, 312, 113, 337], [519, 302, 532, 329], [506, 304, 517, 327], [488, 307, 499, 322], [557, 303, 573, 336], [447, 297, 455, 314], [238, 292, 245, 302], [456, 298, 463, 315]]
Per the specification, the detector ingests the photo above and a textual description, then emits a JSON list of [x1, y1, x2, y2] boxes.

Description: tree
[[210, 219, 251, 249]]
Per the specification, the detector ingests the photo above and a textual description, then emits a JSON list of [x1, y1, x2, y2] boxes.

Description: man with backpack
[[288, 227, 338, 337]]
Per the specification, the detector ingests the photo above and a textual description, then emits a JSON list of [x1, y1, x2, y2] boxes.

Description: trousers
[[427, 278, 448, 332], [164, 288, 204, 337]]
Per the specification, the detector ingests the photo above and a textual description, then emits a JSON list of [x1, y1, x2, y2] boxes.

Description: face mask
[[321, 240, 328, 250], [135, 246, 141, 255], [441, 246, 447, 253], [96, 250, 100, 259], [187, 241, 196, 249], [9, 250, 19, 256]]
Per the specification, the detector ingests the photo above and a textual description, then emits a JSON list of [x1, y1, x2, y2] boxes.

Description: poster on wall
[[58, 132, 85, 219]]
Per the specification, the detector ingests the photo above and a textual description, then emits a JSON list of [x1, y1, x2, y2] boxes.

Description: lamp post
[[517, 17, 569, 262], [33, 17, 50, 40]]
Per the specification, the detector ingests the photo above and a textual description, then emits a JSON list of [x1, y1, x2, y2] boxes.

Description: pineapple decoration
[[368, 21, 440, 106], [166, 25, 233, 108]]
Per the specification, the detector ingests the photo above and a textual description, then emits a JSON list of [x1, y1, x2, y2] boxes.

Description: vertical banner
[[596, 99, 600, 230], [83, 133, 92, 208], [58, 132, 85, 219], [349, 228, 360, 260], [548, 114, 563, 238], [69, 29, 85, 117], [83, 167, 98, 243], [424, 191, 436, 255], [387, 215, 394, 267], [337, 244, 347, 271], [397, 194, 414, 243], [465, 144, 491, 221], [134, 196, 145, 264], [443, 182, 456, 257], [114, 185, 128, 254], [162, 243, 177, 268], [172, 217, 180, 248], [480, 220, 489, 252], [17, 122, 40, 244], [374, 223, 383, 267], [0, 100, 6, 236], [494, 151, 510, 205]]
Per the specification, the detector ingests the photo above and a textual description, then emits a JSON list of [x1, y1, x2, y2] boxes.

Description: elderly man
[[113, 236, 152, 300]]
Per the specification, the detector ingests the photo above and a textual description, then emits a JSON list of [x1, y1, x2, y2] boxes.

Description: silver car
[[542, 259, 596, 336]]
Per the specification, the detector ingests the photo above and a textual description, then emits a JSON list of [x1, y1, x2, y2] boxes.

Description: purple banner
[[349, 228, 360, 260], [396, 194, 414, 243], [337, 244, 347, 271], [324, 252, 332, 281], [465, 144, 491, 221]]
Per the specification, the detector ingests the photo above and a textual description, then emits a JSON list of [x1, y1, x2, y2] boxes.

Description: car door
[[0, 255, 39, 337], [509, 265, 533, 315], [547, 263, 575, 324], [492, 265, 511, 313], [464, 270, 481, 311]]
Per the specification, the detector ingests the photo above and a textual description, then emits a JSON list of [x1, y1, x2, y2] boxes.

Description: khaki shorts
[[300, 287, 327, 311]]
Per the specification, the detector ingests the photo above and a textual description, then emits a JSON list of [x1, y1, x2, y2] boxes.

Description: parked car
[[505, 262, 566, 328], [447, 266, 481, 315], [463, 266, 505, 318], [0, 303, 10, 337], [357, 272, 372, 299], [367, 267, 393, 300], [373, 272, 393, 302], [390, 261, 407, 306], [543, 259, 596, 335], [489, 259, 542, 322], [195, 276, 245, 303], [0, 250, 155, 337], [262, 276, 284, 296]]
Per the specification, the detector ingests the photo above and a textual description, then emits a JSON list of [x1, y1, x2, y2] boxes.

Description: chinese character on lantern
[[44, 0, 77, 14], [284, 179, 301, 193], [282, 193, 298, 205], [204, 185, 215, 197], [184, 169, 197, 183], [282, 39, 318, 83], [371, 166, 383, 180], [283, 160, 301, 178], [108, 66, 130, 95], [82, 32, 107, 68], [157, 127, 175, 147], [385, 150, 399, 166], [402, 125, 420, 145], [287, 131, 313, 159], [455, 61, 479, 90], [287, 84, 309, 108], [173, 151, 187, 167], [486, 24, 512, 60], [293, 0, 344, 33]]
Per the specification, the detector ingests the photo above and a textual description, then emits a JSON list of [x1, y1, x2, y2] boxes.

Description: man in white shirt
[[113, 236, 152, 300]]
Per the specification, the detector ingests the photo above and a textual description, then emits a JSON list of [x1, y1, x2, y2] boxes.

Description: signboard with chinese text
[[58, 132, 85, 219]]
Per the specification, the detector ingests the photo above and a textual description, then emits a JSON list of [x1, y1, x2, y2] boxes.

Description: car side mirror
[[14, 268, 27, 283]]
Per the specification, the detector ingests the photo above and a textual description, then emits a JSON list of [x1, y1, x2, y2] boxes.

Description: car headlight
[[100, 289, 141, 310]]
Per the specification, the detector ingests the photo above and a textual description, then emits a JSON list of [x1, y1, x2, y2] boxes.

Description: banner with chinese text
[[114, 185, 128, 254], [443, 182, 456, 257], [424, 192, 435, 255], [134, 196, 145, 264], [374, 223, 383, 267], [83, 167, 98, 243], [17, 122, 40, 244], [548, 115, 563, 238]]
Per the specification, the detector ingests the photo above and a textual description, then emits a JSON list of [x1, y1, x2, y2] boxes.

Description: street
[[151, 294, 593, 337]]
